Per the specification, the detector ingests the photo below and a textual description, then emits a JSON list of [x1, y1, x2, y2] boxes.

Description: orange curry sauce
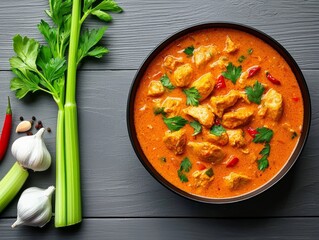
[[134, 28, 303, 198]]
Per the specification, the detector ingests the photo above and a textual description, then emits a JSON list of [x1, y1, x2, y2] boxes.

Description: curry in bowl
[[129, 23, 309, 201]]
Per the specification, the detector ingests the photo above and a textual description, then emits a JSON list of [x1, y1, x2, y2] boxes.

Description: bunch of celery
[[9, 0, 122, 227]]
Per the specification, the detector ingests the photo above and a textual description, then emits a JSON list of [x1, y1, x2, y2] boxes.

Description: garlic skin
[[12, 186, 55, 228], [11, 128, 51, 171]]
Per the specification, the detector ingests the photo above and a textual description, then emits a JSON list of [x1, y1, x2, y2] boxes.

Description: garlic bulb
[[11, 128, 51, 171], [12, 186, 55, 228]]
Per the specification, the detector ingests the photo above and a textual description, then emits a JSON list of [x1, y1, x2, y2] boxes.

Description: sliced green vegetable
[[163, 116, 188, 131], [205, 168, 214, 177], [183, 87, 201, 106], [245, 81, 264, 104], [222, 62, 242, 84]]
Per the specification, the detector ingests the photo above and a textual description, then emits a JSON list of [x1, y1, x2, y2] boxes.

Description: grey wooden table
[[0, 0, 318, 239]]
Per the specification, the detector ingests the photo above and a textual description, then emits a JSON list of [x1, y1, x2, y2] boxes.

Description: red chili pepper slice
[[215, 75, 226, 89], [247, 65, 261, 78], [226, 157, 239, 168], [266, 72, 281, 85], [196, 161, 206, 170], [292, 97, 299, 102], [247, 127, 258, 138], [0, 97, 12, 161]]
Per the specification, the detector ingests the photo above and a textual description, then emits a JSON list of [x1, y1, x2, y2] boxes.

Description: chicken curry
[[134, 28, 303, 198]]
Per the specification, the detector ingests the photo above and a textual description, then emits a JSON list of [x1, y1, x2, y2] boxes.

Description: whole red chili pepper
[[247, 65, 261, 78], [266, 72, 281, 85], [215, 75, 226, 89], [0, 97, 12, 161]]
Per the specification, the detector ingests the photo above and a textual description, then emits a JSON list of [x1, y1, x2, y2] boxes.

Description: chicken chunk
[[163, 129, 187, 155], [223, 35, 238, 53], [172, 63, 193, 87], [210, 90, 250, 118], [188, 141, 225, 163], [192, 168, 214, 188], [210, 56, 229, 69], [183, 105, 214, 128], [190, 72, 216, 101], [222, 108, 254, 129], [206, 131, 229, 146], [162, 55, 182, 71], [193, 45, 218, 67], [258, 88, 283, 121], [161, 97, 182, 117], [224, 172, 251, 190], [147, 80, 165, 97], [227, 129, 246, 147]]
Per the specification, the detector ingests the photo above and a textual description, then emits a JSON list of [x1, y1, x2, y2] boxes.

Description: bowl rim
[[126, 22, 312, 204]]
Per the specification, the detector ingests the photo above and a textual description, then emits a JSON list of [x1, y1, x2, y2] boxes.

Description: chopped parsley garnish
[[205, 168, 214, 177], [183, 45, 195, 56], [222, 62, 242, 84], [190, 121, 202, 136], [238, 55, 246, 63], [163, 116, 188, 132], [183, 87, 201, 106], [253, 127, 274, 143], [160, 74, 175, 90], [160, 157, 167, 163], [259, 143, 270, 156], [177, 157, 192, 182], [257, 155, 269, 171], [248, 48, 253, 55], [153, 107, 166, 116], [245, 81, 265, 104], [210, 125, 226, 136], [291, 131, 298, 139]]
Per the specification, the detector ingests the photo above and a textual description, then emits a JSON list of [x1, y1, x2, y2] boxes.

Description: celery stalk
[[63, 0, 82, 226], [0, 162, 29, 213]]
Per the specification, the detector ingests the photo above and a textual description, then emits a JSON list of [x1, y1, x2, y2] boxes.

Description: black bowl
[[127, 22, 311, 203]]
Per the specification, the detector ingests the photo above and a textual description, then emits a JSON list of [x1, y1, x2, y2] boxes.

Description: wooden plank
[[0, 218, 318, 239], [0, 69, 318, 218], [0, 0, 318, 70]]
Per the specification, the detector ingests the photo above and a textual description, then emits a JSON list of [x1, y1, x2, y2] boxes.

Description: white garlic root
[[11, 128, 51, 171], [12, 186, 55, 228]]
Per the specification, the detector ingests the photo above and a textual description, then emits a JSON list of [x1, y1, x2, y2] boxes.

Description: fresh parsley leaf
[[77, 27, 108, 64], [10, 69, 41, 99], [259, 143, 270, 157], [245, 81, 264, 104], [93, 0, 124, 13], [183, 45, 195, 56], [205, 168, 214, 177], [238, 55, 246, 63], [257, 155, 269, 171], [190, 121, 202, 136], [183, 87, 201, 106], [248, 48, 253, 55], [291, 131, 298, 139], [178, 157, 192, 182], [178, 170, 188, 182], [210, 125, 226, 136], [41, 57, 67, 82], [160, 74, 175, 90], [83, 0, 97, 12], [87, 46, 109, 58], [163, 116, 188, 131], [222, 62, 242, 84], [180, 157, 192, 172], [159, 157, 166, 163], [253, 127, 274, 143], [153, 107, 166, 116]]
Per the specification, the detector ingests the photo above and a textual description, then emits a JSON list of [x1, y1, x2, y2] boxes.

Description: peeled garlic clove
[[11, 128, 51, 171], [16, 121, 32, 133], [12, 186, 55, 228]]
